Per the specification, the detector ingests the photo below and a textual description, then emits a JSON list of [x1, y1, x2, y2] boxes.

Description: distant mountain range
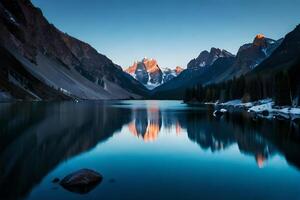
[[0, 0, 299, 102], [182, 26, 300, 106], [151, 34, 283, 99], [124, 58, 183, 89]]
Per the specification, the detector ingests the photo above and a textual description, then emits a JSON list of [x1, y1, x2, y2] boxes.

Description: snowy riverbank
[[206, 99, 300, 120]]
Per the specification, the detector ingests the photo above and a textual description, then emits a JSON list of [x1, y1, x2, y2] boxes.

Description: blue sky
[[32, 0, 300, 69]]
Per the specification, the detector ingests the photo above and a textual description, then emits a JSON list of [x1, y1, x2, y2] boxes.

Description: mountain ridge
[[0, 0, 298, 102], [183, 25, 300, 106], [151, 34, 284, 99], [124, 58, 183, 89], [0, 0, 149, 101]]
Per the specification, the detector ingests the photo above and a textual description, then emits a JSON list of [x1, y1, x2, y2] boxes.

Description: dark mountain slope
[[187, 48, 234, 69], [0, 45, 70, 100], [253, 25, 300, 73], [152, 34, 282, 100], [209, 35, 283, 84], [0, 0, 148, 100], [185, 25, 300, 105], [151, 57, 235, 99]]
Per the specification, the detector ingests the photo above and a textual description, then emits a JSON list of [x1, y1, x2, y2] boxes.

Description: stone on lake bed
[[52, 178, 60, 183], [60, 169, 103, 194]]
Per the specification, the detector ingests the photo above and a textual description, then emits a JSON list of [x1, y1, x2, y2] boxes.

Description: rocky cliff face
[[0, 0, 148, 101], [125, 58, 183, 89], [187, 48, 234, 69], [202, 34, 283, 84], [233, 34, 283, 74], [162, 66, 184, 83], [125, 58, 163, 86]]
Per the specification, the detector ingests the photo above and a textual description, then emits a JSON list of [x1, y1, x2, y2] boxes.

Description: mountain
[[151, 34, 283, 99], [151, 47, 235, 99], [162, 66, 184, 83], [0, 0, 148, 101], [187, 48, 234, 69], [152, 57, 235, 99], [184, 25, 300, 105], [251, 25, 300, 103], [125, 58, 183, 89], [253, 27, 300, 73], [203, 34, 283, 84], [231, 34, 283, 74]]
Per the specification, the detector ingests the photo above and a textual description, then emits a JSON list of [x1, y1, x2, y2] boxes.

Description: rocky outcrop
[[187, 48, 234, 69], [60, 169, 103, 194], [233, 34, 283, 74]]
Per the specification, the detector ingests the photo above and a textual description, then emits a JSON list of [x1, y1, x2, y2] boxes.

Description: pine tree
[[274, 71, 292, 106]]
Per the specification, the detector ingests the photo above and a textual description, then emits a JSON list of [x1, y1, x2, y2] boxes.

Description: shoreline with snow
[[201, 99, 300, 120]]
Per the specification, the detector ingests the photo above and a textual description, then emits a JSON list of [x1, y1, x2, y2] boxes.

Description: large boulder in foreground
[[60, 169, 103, 194]]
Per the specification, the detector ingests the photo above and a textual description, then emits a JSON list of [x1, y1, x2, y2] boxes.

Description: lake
[[0, 100, 300, 200]]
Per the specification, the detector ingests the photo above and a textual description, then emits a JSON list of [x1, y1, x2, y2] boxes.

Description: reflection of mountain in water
[[0, 102, 132, 200], [0, 102, 300, 200], [127, 105, 185, 141], [183, 110, 300, 169], [183, 111, 277, 167], [128, 107, 162, 142], [127, 105, 300, 170]]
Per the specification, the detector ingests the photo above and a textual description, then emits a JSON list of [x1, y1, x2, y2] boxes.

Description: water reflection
[[0, 102, 132, 200], [0, 101, 299, 200], [124, 103, 300, 169], [128, 106, 162, 142]]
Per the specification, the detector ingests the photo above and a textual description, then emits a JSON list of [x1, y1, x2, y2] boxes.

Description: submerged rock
[[109, 178, 116, 183], [60, 169, 103, 194], [52, 178, 60, 183]]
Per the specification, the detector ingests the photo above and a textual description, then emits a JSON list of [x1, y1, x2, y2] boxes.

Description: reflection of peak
[[176, 121, 182, 135], [128, 120, 161, 142], [255, 154, 266, 168], [128, 122, 138, 137], [144, 122, 160, 142], [128, 107, 162, 142]]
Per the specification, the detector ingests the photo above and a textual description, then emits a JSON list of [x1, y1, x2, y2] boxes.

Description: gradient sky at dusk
[[32, 0, 300, 69]]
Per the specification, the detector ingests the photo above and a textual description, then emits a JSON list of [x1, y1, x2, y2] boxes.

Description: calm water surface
[[0, 100, 300, 200]]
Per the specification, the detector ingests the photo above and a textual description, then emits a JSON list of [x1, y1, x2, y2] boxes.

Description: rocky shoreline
[[187, 99, 300, 121]]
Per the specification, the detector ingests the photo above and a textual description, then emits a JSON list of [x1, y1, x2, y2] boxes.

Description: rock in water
[[52, 178, 60, 183], [60, 169, 103, 194], [213, 109, 227, 117]]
